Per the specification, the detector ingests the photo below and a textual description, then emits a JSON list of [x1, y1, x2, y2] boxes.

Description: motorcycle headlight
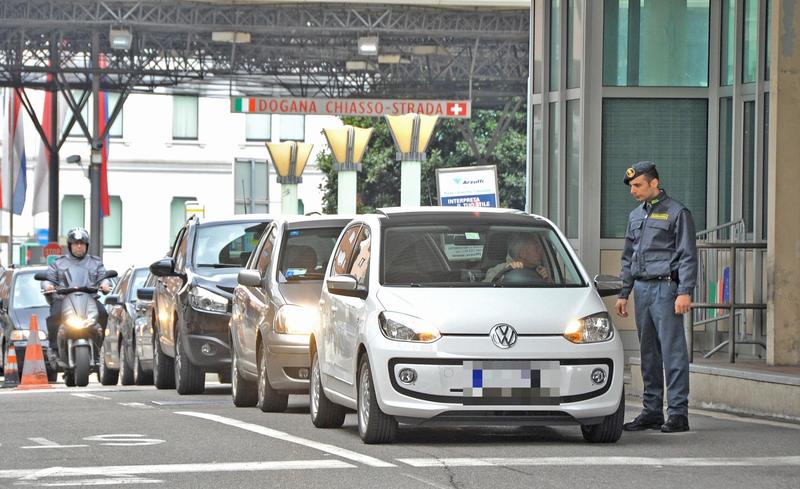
[[274, 305, 318, 335], [378, 312, 440, 343], [65, 316, 91, 330], [188, 287, 228, 314], [564, 312, 614, 344], [10, 330, 47, 341]]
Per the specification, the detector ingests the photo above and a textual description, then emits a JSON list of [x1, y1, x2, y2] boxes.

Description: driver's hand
[[44, 284, 55, 292], [100, 284, 111, 294], [535, 265, 550, 280], [507, 261, 524, 270]]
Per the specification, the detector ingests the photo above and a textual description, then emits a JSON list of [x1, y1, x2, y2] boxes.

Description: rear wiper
[[195, 263, 241, 268]]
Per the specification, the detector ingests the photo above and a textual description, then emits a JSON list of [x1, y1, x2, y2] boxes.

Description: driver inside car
[[483, 233, 552, 283]]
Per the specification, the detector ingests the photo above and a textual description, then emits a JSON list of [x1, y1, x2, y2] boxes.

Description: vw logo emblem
[[489, 323, 518, 349]]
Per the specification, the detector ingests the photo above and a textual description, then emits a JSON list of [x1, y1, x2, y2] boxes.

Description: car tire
[[310, 350, 346, 428], [153, 331, 175, 390], [231, 340, 257, 407], [47, 367, 57, 383], [581, 389, 625, 444], [174, 327, 205, 395], [119, 337, 135, 386], [256, 341, 288, 412], [218, 368, 232, 384], [357, 354, 397, 444], [98, 343, 119, 386], [133, 339, 153, 386]]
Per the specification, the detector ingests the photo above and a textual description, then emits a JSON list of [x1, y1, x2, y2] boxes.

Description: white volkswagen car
[[310, 207, 625, 444]]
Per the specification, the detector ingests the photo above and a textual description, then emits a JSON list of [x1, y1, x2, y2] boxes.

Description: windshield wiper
[[195, 263, 241, 268]]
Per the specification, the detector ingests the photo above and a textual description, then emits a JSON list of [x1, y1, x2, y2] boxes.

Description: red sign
[[43, 242, 62, 258], [231, 97, 472, 119]]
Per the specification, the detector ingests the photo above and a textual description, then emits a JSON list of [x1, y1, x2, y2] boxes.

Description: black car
[[131, 272, 159, 386], [150, 214, 271, 394], [98, 266, 149, 386], [0, 266, 56, 381]]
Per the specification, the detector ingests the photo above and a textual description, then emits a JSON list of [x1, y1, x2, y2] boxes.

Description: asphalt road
[[1, 375, 798, 489]]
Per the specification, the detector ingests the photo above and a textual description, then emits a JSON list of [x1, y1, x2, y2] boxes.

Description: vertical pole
[[48, 35, 59, 242], [400, 160, 421, 207], [337, 171, 357, 214], [281, 184, 298, 215], [89, 31, 102, 256], [729, 244, 737, 363]]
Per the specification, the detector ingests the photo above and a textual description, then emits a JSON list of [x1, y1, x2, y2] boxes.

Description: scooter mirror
[[34, 272, 48, 281]]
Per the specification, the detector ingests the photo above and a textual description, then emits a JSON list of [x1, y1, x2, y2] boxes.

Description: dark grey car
[[131, 272, 158, 386], [229, 215, 351, 411]]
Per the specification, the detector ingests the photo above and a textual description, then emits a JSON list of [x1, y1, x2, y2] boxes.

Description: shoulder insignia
[[650, 213, 669, 220]]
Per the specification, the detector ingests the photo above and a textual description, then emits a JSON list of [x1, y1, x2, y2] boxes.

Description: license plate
[[462, 360, 561, 401]]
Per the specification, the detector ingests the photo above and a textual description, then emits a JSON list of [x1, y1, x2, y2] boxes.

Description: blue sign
[[35, 228, 49, 246], [442, 194, 497, 208], [436, 165, 499, 208]]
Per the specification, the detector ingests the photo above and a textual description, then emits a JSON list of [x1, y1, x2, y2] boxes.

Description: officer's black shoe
[[661, 415, 690, 433], [622, 412, 665, 431]]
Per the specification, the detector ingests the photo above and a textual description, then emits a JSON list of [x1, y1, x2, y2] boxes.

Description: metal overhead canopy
[[0, 0, 529, 108]]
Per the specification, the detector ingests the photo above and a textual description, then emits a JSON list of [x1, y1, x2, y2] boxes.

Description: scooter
[[35, 268, 117, 387]]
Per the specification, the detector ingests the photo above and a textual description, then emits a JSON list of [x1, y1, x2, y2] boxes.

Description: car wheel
[[218, 368, 232, 384], [119, 337, 135, 386], [231, 339, 257, 407], [256, 341, 288, 412], [98, 343, 119, 386], [581, 388, 625, 444], [153, 331, 175, 390], [133, 339, 153, 386], [64, 370, 75, 387], [174, 327, 205, 395], [310, 350, 346, 428], [357, 354, 397, 444]]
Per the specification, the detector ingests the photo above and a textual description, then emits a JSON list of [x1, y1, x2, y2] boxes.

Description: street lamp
[[385, 113, 438, 207], [266, 141, 313, 215], [322, 125, 373, 214]]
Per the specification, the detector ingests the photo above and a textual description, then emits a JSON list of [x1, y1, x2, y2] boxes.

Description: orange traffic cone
[[2, 344, 20, 388], [17, 314, 52, 390]]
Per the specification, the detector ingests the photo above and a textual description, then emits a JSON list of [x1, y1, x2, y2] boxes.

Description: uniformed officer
[[615, 161, 697, 433], [42, 227, 112, 358]]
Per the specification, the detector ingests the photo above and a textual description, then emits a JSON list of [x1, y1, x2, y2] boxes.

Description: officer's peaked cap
[[623, 160, 659, 185]]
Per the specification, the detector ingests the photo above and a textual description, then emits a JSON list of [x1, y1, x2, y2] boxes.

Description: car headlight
[[188, 287, 228, 314], [564, 312, 614, 343], [9, 330, 48, 341], [65, 316, 91, 330], [378, 312, 440, 343], [274, 305, 318, 335]]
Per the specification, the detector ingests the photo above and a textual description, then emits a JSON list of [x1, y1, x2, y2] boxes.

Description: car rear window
[[382, 224, 586, 288], [194, 221, 268, 270], [277, 226, 344, 282], [13, 272, 49, 309]]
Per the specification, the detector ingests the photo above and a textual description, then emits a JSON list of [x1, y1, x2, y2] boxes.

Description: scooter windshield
[[63, 267, 91, 289]]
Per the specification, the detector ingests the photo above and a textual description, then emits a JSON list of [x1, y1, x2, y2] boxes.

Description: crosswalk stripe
[[397, 456, 800, 467]]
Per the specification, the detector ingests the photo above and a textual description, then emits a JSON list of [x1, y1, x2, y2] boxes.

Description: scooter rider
[[42, 227, 112, 360]]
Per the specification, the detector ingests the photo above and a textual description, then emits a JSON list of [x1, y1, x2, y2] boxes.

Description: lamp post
[[322, 125, 373, 214], [385, 113, 438, 207], [266, 141, 313, 215]]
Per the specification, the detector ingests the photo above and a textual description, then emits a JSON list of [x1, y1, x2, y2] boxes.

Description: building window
[[234, 158, 269, 214], [765, 0, 772, 81], [246, 114, 271, 142], [68, 91, 123, 138], [743, 100, 756, 233], [531, 105, 543, 215], [548, 102, 559, 222], [762, 93, 769, 240], [172, 95, 198, 140], [566, 0, 582, 89], [742, 0, 759, 83], [718, 97, 733, 228], [601, 99, 708, 238], [550, 0, 561, 91], [720, 0, 735, 86], [60, 195, 85, 235], [170, 197, 196, 243], [279, 115, 305, 141], [532, 1, 545, 94], [603, 0, 710, 87], [565, 100, 580, 239], [103, 196, 123, 248]]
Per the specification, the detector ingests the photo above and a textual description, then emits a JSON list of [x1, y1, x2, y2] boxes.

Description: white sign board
[[436, 165, 499, 208], [231, 97, 471, 119]]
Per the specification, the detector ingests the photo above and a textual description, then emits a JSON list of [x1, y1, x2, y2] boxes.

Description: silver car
[[229, 215, 352, 412]]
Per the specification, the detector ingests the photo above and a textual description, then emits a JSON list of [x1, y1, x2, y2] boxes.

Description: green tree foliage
[[316, 106, 527, 214]]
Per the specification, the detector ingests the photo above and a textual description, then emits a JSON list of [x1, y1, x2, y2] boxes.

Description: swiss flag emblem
[[447, 102, 468, 117]]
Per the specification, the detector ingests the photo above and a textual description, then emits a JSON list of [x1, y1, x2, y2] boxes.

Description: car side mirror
[[594, 274, 623, 298], [237, 269, 262, 288], [105, 294, 121, 306], [326, 275, 367, 299], [136, 287, 154, 301], [150, 258, 177, 277], [0, 298, 4, 311]]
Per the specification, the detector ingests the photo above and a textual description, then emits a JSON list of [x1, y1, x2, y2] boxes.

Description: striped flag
[[33, 81, 64, 215], [98, 55, 110, 217], [2, 88, 27, 215]]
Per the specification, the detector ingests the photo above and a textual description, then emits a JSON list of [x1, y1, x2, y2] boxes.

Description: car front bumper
[[265, 331, 310, 394], [182, 307, 232, 371]]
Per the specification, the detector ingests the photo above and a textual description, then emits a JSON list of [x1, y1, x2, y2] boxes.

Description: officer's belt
[[635, 271, 679, 283]]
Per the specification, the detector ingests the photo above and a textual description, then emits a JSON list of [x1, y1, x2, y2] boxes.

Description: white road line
[[0, 460, 353, 480], [21, 438, 88, 450], [175, 411, 396, 468], [397, 456, 800, 468], [71, 393, 111, 400], [16, 477, 162, 486], [118, 402, 153, 409], [402, 473, 455, 489]]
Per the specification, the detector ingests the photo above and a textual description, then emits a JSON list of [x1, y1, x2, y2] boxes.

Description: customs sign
[[231, 97, 470, 119], [436, 165, 499, 208]]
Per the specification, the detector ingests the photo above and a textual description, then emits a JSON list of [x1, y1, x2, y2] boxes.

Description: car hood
[[278, 282, 325, 309], [193, 268, 241, 299], [11, 306, 51, 330], [375, 287, 603, 335]]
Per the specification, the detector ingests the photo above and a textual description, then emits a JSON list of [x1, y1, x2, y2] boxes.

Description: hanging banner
[[436, 165, 499, 208], [231, 97, 470, 119]]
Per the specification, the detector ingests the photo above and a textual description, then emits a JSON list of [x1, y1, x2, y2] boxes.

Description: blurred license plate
[[462, 360, 561, 401]]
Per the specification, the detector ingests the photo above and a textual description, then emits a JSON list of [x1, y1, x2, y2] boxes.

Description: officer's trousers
[[633, 279, 690, 417]]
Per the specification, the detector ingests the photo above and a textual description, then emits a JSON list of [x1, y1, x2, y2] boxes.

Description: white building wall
[[1, 91, 341, 271]]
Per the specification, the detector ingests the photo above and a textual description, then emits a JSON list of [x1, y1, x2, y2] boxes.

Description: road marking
[[21, 438, 88, 450], [118, 402, 153, 409], [71, 393, 111, 400], [0, 460, 353, 480], [83, 434, 165, 447], [175, 411, 396, 468], [402, 473, 455, 489], [397, 456, 800, 468], [15, 477, 162, 486]]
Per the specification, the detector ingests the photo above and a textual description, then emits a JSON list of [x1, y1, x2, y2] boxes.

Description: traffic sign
[[43, 242, 62, 258]]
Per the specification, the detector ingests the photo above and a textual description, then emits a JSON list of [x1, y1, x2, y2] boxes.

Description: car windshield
[[194, 221, 267, 271], [129, 269, 148, 301], [278, 226, 344, 282], [382, 223, 586, 288], [13, 272, 49, 309]]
